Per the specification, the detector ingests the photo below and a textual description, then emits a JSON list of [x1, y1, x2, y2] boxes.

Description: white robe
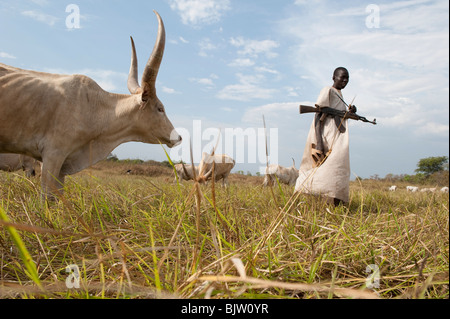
[[294, 86, 350, 203]]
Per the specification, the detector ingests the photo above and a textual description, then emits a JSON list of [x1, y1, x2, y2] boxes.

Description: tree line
[[368, 156, 449, 186]]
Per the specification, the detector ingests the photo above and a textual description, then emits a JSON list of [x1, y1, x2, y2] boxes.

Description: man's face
[[333, 70, 349, 90]]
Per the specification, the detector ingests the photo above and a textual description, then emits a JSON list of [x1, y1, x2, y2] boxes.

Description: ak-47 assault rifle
[[299, 104, 376, 167], [299, 104, 377, 125]]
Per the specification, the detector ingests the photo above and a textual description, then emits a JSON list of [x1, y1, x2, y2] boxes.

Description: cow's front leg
[[40, 155, 66, 199]]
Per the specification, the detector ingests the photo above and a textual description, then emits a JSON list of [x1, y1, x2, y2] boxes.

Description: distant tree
[[415, 156, 449, 177], [161, 160, 173, 168]]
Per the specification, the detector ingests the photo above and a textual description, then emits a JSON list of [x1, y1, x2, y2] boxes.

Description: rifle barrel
[[299, 104, 377, 125]]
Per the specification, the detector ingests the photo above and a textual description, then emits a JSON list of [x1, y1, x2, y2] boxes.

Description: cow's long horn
[[203, 164, 214, 181], [141, 10, 165, 99], [128, 36, 142, 94]]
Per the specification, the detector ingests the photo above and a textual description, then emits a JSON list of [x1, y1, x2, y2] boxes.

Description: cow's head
[[127, 11, 182, 148]]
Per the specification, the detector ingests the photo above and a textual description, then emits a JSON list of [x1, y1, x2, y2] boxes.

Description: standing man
[[295, 67, 356, 206]]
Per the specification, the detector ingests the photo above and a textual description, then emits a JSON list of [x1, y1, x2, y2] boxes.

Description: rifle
[[299, 104, 377, 125]]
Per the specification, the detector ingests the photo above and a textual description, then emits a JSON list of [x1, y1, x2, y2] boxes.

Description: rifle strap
[[314, 113, 325, 153], [334, 116, 346, 133], [311, 113, 325, 167]]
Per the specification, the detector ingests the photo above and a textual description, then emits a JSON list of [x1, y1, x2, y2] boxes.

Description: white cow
[[0, 153, 41, 177], [406, 186, 419, 192], [440, 187, 449, 193], [388, 185, 397, 192], [0, 12, 181, 197], [263, 161, 299, 187], [197, 152, 235, 187], [421, 188, 437, 193], [174, 163, 198, 182]]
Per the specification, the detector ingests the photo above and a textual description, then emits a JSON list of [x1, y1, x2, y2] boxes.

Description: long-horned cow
[[263, 159, 299, 187], [198, 152, 235, 187], [0, 153, 42, 177], [0, 11, 181, 197]]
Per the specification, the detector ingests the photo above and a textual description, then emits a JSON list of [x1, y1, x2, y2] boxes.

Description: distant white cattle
[[197, 152, 235, 187], [421, 188, 437, 193], [0, 153, 41, 177], [406, 186, 419, 192], [389, 185, 397, 192], [440, 187, 449, 193], [263, 160, 299, 187], [174, 163, 198, 182]]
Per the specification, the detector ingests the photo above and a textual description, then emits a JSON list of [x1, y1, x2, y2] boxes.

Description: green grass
[[0, 163, 448, 299]]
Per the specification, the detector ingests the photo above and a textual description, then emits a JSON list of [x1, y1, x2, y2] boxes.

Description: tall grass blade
[[0, 204, 42, 289]]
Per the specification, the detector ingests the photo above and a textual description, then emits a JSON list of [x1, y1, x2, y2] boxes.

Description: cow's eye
[[158, 107, 165, 113]]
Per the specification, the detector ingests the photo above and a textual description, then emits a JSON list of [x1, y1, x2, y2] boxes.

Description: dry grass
[[0, 160, 448, 299]]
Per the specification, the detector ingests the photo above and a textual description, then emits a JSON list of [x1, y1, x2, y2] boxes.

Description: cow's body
[[0, 153, 41, 177], [174, 163, 198, 182], [406, 186, 419, 192], [263, 163, 299, 187], [198, 152, 235, 186], [0, 12, 181, 196]]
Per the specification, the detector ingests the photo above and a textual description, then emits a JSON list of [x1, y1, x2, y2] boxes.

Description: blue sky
[[1, 0, 448, 178]]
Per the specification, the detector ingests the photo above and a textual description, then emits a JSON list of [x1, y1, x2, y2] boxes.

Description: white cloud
[[21, 10, 58, 26], [162, 86, 181, 94], [228, 58, 255, 67], [190, 77, 215, 88], [0, 52, 16, 59], [230, 37, 279, 58], [30, 0, 50, 6], [242, 102, 300, 125], [179, 36, 189, 44], [217, 73, 277, 101], [198, 38, 217, 57], [254, 66, 279, 75], [168, 0, 231, 26]]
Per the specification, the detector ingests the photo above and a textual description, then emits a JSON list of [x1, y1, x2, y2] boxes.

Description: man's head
[[332, 67, 349, 90]]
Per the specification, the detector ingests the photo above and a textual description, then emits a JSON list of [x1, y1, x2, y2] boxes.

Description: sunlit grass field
[[0, 160, 448, 299]]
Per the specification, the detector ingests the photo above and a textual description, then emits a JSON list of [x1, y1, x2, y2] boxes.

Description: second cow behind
[[263, 160, 299, 187]]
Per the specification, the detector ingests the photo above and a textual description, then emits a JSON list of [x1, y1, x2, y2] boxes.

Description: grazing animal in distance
[[0, 11, 181, 197], [388, 185, 397, 192], [197, 152, 235, 187], [263, 159, 299, 187], [174, 163, 198, 182], [440, 186, 449, 193], [0, 153, 41, 177], [406, 186, 419, 192]]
